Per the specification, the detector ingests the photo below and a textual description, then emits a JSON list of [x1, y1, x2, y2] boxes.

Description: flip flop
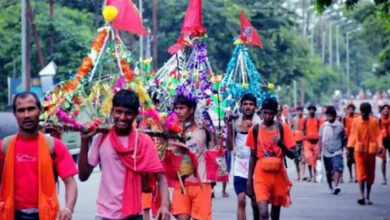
[[357, 198, 366, 205], [222, 192, 230, 198]]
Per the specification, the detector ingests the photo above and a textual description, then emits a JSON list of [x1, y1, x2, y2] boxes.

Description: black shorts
[[234, 176, 247, 195], [15, 211, 39, 220], [293, 141, 303, 164]]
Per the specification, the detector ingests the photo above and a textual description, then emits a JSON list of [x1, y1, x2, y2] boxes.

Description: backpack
[[252, 121, 295, 167], [1, 135, 58, 182]]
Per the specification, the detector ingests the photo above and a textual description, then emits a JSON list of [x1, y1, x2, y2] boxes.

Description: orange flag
[[106, 0, 148, 35], [240, 11, 262, 47]]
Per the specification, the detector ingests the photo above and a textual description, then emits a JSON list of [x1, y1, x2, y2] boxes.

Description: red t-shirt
[[0, 136, 78, 210], [246, 122, 296, 159]]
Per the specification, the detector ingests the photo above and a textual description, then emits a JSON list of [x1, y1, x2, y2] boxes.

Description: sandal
[[357, 198, 365, 205], [222, 192, 230, 198]]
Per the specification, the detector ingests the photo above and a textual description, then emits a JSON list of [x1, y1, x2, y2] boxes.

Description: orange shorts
[[355, 152, 376, 184], [304, 140, 319, 167], [142, 192, 152, 210], [171, 183, 212, 220], [253, 163, 292, 207]]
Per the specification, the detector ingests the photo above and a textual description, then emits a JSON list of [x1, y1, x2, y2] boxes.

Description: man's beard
[[20, 124, 39, 133]]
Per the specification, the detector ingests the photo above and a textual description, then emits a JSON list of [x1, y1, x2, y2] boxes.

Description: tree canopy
[[0, 0, 381, 109]]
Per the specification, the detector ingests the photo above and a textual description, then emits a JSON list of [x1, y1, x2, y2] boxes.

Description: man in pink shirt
[[78, 89, 170, 220]]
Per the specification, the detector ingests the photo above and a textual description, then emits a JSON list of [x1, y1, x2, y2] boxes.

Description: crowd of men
[[0, 91, 388, 220], [275, 102, 388, 206]]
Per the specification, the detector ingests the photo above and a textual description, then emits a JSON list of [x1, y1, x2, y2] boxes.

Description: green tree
[[0, 2, 95, 110], [316, 0, 390, 77]]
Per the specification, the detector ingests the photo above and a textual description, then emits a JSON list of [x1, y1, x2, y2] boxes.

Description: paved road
[[60, 157, 390, 220]]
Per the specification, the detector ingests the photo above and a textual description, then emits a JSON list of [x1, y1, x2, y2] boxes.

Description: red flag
[[181, 0, 203, 34], [168, 0, 205, 54], [106, 0, 148, 35], [240, 11, 262, 47]]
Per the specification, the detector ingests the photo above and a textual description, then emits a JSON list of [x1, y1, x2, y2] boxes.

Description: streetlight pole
[[152, 0, 158, 69], [346, 28, 361, 98], [328, 20, 332, 67], [319, 11, 338, 64], [21, 0, 30, 91], [139, 0, 143, 59], [329, 18, 346, 68], [334, 19, 352, 68], [336, 25, 340, 67]]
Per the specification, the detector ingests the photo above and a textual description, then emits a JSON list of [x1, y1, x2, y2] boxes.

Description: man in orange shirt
[[378, 104, 390, 185], [303, 105, 321, 182], [344, 104, 359, 182], [291, 106, 305, 181], [348, 103, 383, 205], [247, 98, 296, 220]]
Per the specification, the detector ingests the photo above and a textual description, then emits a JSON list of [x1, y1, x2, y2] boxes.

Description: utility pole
[[300, 0, 307, 106], [26, 0, 45, 69], [49, 0, 55, 57], [293, 80, 297, 108], [346, 29, 360, 98], [328, 20, 332, 67], [346, 31, 350, 98], [336, 25, 340, 67], [21, 0, 30, 91], [146, 33, 151, 58], [139, 0, 143, 59], [335, 20, 353, 68], [152, 0, 158, 69], [321, 16, 326, 63]]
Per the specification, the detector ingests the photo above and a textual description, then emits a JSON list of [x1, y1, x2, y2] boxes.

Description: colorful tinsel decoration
[[221, 42, 274, 108]]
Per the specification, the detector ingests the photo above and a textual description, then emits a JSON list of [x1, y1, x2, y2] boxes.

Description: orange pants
[[304, 140, 319, 167], [253, 162, 292, 207], [171, 183, 212, 220], [142, 192, 152, 210], [355, 152, 376, 184]]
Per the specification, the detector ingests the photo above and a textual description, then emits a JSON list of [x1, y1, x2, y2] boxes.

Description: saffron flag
[[106, 0, 148, 35], [240, 11, 262, 47], [168, 0, 205, 54], [181, 0, 203, 34]]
